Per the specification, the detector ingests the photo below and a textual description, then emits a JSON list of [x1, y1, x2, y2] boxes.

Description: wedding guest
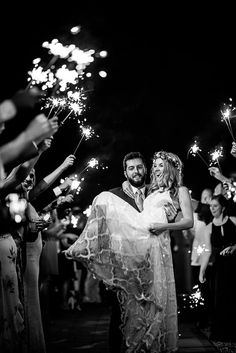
[[199, 194, 236, 342]]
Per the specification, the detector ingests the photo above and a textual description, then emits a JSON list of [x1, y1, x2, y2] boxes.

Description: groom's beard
[[127, 174, 146, 188]]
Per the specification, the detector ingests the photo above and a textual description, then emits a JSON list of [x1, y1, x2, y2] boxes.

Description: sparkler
[[220, 99, 236, 142], [78, 158, 99, 175], [209, 146, 224, 172], [187, 140, 209, 167], [83, 205, 92, 217], [69, 179, 83, 196], [60, 90, 87, 126], [194, 243, 210, 256], [73, 125, 95, 154], [26, 63, 53, 90], [44, 97, 67, 118], [42, 39, 75, 72], [26, 39, 94, 92], [188, 285, 204, 309]]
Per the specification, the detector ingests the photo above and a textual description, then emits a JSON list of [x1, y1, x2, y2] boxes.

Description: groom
[[108, 151, 177, 353]]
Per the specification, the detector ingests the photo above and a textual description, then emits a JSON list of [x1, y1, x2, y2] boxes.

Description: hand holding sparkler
[[231, 142, 236, 158], [208, 166, 229, 183], [60, 155, 76, 171], [26, 114, 58, 145], [67, 179, 82, 197], [59, 177, 74, 193], [37, 137, 53, 153], [57, 194, 74, 206], [0, 87, 45, 125]]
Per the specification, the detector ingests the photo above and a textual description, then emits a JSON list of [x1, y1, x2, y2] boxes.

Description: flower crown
[[153, 151, 182, 172]]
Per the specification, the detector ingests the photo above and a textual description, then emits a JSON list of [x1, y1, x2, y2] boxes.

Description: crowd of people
[[1, 87, 236, 353], [0, 88, 91, 353], [187, 158, 236, 348]]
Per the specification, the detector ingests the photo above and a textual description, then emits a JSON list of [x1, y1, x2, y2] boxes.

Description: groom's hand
[[149, 222, 166, 236], [164, 202, 177, 222]]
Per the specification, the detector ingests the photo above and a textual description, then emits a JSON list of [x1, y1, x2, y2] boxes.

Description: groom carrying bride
[[66, 150, 193, 353], [108, 151, 179, 353]]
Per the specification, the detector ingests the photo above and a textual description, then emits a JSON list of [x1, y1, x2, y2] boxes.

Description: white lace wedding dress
[[66, 189, 178, 353]]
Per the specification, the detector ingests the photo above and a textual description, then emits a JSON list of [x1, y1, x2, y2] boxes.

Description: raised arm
[[208, 166, 231, 184], [0, 138, 54, 196], [0, 114, 58, 168], [230, 142, 236, 158], [0, 87, 44, 123], [199, 223, 212, 283], [0, 157, 39, 196], [30, 155, 75, 201], [43, 155, 75, 187]]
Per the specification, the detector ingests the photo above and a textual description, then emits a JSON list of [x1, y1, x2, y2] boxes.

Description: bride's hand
[[164, 202, 177, 222], [149, 222, 167, 236]]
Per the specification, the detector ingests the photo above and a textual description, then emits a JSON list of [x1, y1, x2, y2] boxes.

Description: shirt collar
[[131, 185, 146, 196]]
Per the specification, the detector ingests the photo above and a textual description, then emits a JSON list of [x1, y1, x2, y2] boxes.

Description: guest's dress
[[23, 203, 46, 353], [210, 217, 236, 342], [0, 234, 25, 353], [66, 189, 178, 353]]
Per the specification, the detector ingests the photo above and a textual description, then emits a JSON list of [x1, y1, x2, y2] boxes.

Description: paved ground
[[45, 303, 218, 353]]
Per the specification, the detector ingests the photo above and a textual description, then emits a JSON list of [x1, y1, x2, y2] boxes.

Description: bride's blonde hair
[[148, 151, 183, 196]]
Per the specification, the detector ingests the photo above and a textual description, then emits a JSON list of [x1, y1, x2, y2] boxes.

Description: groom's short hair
[[123, 152, 146, 171]]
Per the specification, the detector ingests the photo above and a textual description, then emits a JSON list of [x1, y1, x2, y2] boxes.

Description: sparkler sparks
[[55, 65, 79, 92], [88, 158, 99, 168], [187, 140, 209, 167], [71, 180, 81, 190], [220, 99, 236, 142], [194, 244, 210, 256], [58, 89, 87, 126], [188, 285, 204, 308], [209, 146, 223, 164], [209, 146, 224, 173], [72, 125, 95, 155], [83, 205, 92, 217], [42, 39, 75, 60], [44, 97, 67, 118], [78, 158, 99, 175]]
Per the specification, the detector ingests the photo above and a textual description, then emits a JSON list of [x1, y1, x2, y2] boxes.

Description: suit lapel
[[109, 187, 140, 212]]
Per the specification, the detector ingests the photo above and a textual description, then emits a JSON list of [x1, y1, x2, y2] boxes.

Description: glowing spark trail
[[79, 158, 99, 175], [221, 99, 236, 142], [209, 146, 224, 173], [73, 125, 95, 154], [187, 140, 209, 167]]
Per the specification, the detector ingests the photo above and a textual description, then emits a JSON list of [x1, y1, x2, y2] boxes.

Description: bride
[[65, 151, 193, 353]]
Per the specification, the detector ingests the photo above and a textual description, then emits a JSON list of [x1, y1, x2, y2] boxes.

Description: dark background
[[1, 3, 236, 209]]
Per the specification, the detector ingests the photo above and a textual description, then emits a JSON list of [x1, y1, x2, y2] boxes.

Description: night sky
[[1, 4, 236, 208]]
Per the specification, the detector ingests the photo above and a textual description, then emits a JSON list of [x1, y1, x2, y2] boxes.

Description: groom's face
[[124, 158, 146, 187]]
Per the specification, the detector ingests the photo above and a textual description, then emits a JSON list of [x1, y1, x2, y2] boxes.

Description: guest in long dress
[[0, 233, 25, 353], [190, 188, 213, 286], [21, 169, 48, 353], [199, 194, 236, 342]]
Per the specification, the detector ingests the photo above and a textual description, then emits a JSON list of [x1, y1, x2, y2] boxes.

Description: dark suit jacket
[[109, 186, 148, 212]]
